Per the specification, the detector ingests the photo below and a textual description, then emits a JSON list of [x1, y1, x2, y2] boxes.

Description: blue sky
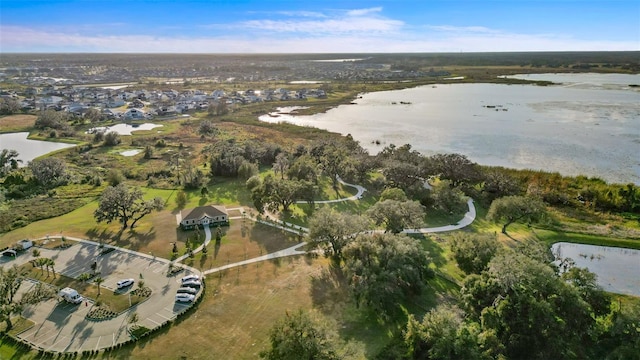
[[1, 0, 638, 52]]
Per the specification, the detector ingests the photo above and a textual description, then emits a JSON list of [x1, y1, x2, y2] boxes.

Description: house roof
[[181, 205, 227, 222]]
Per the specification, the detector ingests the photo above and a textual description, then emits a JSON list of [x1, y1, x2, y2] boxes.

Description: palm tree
[[32, 248, 40, 258], [47, 259, 56, 279], [129, 312, 139, 327], [94, 277, 104, 296]]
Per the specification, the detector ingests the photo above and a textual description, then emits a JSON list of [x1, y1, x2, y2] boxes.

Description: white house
[[180, 205, 229, 230]]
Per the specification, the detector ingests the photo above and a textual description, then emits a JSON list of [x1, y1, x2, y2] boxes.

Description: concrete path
[[295, 176, 366, 204], [202, 242, 308, 276]]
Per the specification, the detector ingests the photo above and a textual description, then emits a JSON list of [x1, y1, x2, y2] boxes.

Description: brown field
[[110, 256, 324, 360], [0, 114, 37, 132]]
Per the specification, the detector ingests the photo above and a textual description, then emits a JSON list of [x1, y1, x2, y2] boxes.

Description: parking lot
[[2, 239, 200, 352]]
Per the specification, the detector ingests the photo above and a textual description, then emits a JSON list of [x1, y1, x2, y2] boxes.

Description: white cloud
[[1, 23, 637, 53], [275, 11, 327, 18], [427, 25, 500, 34], [240, 17, 403, 34], [237, 7, 402, 34], [346, 7, 383, 16]]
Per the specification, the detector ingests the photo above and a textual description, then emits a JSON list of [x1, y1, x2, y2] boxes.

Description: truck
[[16, 239, 33, 251], [58, 287, 83, 304]]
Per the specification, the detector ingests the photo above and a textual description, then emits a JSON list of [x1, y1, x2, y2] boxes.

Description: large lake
[[261, 73, 640, 184], [0, 132, 76, 165], [551, 242, 640, 296]]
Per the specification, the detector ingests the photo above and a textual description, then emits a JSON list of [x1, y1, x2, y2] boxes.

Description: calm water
[[0, 132, 76, 165], [261, 74, 640, 184], [87, 123, 163, 136], [552, 242, 640, 296]]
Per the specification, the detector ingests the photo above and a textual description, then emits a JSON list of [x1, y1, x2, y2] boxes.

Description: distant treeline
[[365, 51, 640, 70]]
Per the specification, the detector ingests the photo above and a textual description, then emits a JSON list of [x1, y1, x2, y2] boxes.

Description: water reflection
[[0, 132, 76, 165], [552, 242, 640, 296]]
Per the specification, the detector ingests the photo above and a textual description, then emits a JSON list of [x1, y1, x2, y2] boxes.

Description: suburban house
[[180, 205, 229, 230]]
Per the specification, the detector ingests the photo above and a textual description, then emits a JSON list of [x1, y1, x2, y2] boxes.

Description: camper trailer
[[59, 287, 83, 304]]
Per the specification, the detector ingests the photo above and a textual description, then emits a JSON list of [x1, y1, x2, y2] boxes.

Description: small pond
[[87, 123, 163, 136], [551, 242, 640, 296], [0, 132, 76, 166], [120, 149, 142, 157]]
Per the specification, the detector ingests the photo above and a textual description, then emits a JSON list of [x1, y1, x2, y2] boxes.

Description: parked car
[[175, 293, 195, 303], [181, 274, 200, 283], [116, 278, 134, 289], [182, 279, 201, 288], [177, 287, 197, 295], [2, 249, 17, 257]]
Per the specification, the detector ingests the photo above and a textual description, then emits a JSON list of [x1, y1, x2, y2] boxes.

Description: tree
[[34, 110, 68, 130], [198, 119, 217, 136], [461, 252, 595, 359], [31, 248, 40, 259], [272, 152, 290, 180], [94, 184, 165, 229], [404, 305, 492, 360], [129, 311, 140, 328], [382, 162, 422, 193], [46, 259, 56, 278], [487, 195, 546, 234], [480, 169, 522, 202], [287, 155, 319, 183], [342, 233, 434, 317], [215, 226, 223, 243], [0, 266, 55, 330], [0, 97, 20, 115], [94, 277, 104, 296], [29, 157, 68, 188], [143, 145, 154, 159], [307, 207, 369, 262], [237, 160, 259, 180], [449, 233, 500, 274], [260, 310, 339, 360], [429, 179, 468, 214], [103, 131, 121, 146], [425, 153, 481, 188], [0, 149, 21, 176], [84, 108, 104, 123], [175, 191, 188, 209], [366, 199, 425, 233], [379, 187, 408, 202], [251, 175, 305, 213]]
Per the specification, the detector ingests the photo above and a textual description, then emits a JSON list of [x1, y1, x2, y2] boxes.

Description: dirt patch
[[0, 114, 37, 130]]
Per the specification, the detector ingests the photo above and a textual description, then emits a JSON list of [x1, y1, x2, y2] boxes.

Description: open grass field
[[0, 114, 36, 133]]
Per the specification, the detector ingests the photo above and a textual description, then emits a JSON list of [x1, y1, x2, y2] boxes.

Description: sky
[[0, 0, 638, 53]]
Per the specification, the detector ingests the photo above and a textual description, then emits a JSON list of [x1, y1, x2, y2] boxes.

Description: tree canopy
[[0, 266, 55, 330], [487, 195, 546, 234], [449, 233, 499, 274], [342, 233, 434, 317], [94, 184, 164, 229], [307, 207, 368, 262], [29, 157, 68, 189], [260, 310, 339, 360], [366, 199, 425, 233]]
